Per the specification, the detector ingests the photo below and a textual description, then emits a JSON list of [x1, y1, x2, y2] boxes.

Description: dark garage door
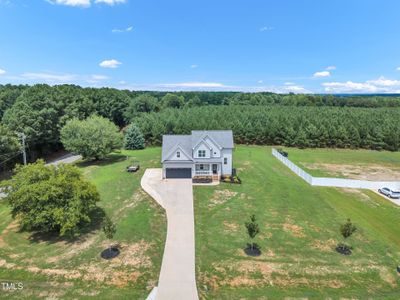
[[166, 168, 192, 179]]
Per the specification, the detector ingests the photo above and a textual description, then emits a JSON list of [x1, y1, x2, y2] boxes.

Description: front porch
[[194, 163, 221, 182]]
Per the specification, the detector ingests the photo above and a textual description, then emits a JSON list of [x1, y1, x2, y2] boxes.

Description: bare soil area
[[303, 163, 400, 181]]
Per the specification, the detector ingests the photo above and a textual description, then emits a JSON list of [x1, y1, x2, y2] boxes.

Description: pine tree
[[124, 124, 145, 150]]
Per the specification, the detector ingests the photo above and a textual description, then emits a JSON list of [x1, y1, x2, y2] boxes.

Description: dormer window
[[198, 150, 206, 157], [177, 151, 180, 158]]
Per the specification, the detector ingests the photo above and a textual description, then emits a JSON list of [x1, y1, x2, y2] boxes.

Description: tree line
[[1, 83, 400, 170], [135, 106, 400, 151]]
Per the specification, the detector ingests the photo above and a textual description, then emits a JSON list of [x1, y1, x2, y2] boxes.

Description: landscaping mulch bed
[[335, 243, 352, 255], [101, 247, 120, 260], [193, 177, 212, 183], [244, 244, 261, 257]]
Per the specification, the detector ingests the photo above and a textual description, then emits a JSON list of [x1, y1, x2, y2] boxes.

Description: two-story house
[[161, 130, 234, 179]]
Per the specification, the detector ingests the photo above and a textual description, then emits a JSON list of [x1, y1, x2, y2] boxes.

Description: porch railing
[[195, 170, 211, 175]]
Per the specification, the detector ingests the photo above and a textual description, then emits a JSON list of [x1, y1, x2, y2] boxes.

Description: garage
[[165, 168, 192, 179]]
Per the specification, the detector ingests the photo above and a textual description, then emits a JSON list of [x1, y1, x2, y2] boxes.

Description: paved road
[[46, 153, 82, 166], [141, 169, 199, 300], [0, 153, 82, 199]]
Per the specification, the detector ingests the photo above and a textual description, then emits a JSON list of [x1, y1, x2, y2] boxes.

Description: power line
[[0, 151, 22, 159], [0, 151, 22, 167]]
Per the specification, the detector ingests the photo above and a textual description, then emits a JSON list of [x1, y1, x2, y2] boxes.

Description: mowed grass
[[286, 147, 400, 178], [194, 146, 400, 299], [0, 148, 166, 300]]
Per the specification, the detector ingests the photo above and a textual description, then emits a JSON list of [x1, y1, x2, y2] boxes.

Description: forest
[[1, 83, 400, 170]]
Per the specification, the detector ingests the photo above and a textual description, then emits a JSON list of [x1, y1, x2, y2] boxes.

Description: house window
[[198, 150, 206, 157], [177, 151, 180, 158], [196, 164, 210, 171], [224, 157, 228, 165]]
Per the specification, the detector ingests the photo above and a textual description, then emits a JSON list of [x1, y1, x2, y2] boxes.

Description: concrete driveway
[[141, 169, 199, 300]]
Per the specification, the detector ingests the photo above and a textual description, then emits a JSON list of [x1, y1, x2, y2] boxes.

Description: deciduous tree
[[61, 115, 123, 160], [1, 160, 100, 237]]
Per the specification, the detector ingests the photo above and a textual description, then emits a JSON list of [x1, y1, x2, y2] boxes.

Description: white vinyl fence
[[272, 148, 400, 191]]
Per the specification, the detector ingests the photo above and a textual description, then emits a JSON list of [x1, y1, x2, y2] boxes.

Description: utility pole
[[18, 133, 27, 165]]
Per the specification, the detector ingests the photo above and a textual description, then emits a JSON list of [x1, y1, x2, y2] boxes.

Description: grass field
[[286, 148, 400, 180], [0, 148, 166, 299], [194, 146, 400, 299], [1, 146, 400, 299]]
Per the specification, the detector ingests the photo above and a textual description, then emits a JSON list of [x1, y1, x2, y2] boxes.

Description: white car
[[378, 187, 400, 199]]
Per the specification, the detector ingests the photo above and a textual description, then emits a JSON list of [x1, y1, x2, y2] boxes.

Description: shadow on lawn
[[27, 206, 106, 245], [76, 154, 127, 168]]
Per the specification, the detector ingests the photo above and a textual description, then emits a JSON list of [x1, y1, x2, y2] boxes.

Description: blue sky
[[1, 0, 400, 93]]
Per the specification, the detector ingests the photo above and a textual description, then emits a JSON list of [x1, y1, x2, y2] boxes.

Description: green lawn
[[285, 147, 400, 178], [0, 148, 166, 299], [194, 146, 400, 299], [1, 146, 400, 299]]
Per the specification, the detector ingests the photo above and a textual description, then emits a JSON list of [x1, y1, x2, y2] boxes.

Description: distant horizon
[[3, 82, 400, 97]]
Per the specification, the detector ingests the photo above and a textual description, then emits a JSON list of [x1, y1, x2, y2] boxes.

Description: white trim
[[163, 144, 192, 162], [192, 138, 213, 151], [203, 134, 223, 150]]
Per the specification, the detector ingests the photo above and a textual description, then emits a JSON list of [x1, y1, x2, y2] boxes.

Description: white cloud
[[313, 71, 331, 78], [21, 72, 77, 82], [112, 26, 133, 33], [0, 68, 5, 75], [257, 80, 263, 84], [4, 72, 111, 85], [284, 82, 294, 85], [160, 82, 226, 89], [99, 59, 122, 68], [117, 82, 311, 93], [322, 76, 400, 93], [95, 0, 126, 4], [90, 74, 109, 80], [326, 66, 336, 70], [283, 85, 311, 94], [47, 0, 126, 7], [47, 0, 91, 7], [190, 64, 198, 69], [396, 67, 400, 71], [260, 26, 274, 32]]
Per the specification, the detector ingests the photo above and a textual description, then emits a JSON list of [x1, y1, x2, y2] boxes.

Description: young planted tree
[[340, 218, 357, 239], [124, 124, 145, 150], [337, 218, 357, 255], [245, 214, 260, 253], [102, 215, 117, 256]]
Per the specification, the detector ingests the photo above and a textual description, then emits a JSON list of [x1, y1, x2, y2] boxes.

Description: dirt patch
[[340, 188, 380, 207], [303, 163, 400, 181], [377, 266, 397, 288], [223, 221, 239, 233], [105, 240, 153, 268], [237, 161, 251, 172], [0, 240, 153, 288], [0, 220, 20, 247], [209, 189, 238, 207], [282, 218, 305, 238], [46, 233, 99, 264], [114, 189, 147, 219], [28, 266, 82, 279], [310, 239, 337, 252]]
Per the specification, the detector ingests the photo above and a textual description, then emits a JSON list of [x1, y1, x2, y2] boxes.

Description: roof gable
[[164, 144, 192, 161]]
